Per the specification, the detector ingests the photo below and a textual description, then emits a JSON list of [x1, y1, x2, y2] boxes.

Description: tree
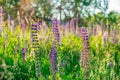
[[0, 0, 109, 23]]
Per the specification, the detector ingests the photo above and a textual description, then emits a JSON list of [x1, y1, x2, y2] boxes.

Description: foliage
[[0, 0, 109, 21]]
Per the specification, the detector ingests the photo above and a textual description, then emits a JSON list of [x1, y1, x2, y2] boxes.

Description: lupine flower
[[41, 21, 48, 36], [0, 6, 4, 27], [100, 22, 103, 35], [92, 27, 97, 36], [49, 18, 60, 77], [7, 14, 11, 28], [81, 30, 89, 68], [50, 44, 57, 74], [107, 24, 110, 36], [70, 19, 75, 33], [80, 27, 90, 79], [52, 18, 60, 44], [11, 20, 15, 32], [52, 19, 58, 34], [66, 22, 69, 32], [21, 20, 26, 33], [62, 21, 69, 35], [112, 29, 117, 44], [103, 31, 109, 42], [31, 22, 41, 77], [76, 16, 79, 34]]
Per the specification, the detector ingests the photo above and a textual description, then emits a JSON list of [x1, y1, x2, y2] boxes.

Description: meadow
[[0, 18, 120, 80]]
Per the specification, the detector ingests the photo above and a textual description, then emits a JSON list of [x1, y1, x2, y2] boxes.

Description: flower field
[[0, 1, 120, 79], [0, 18, 120, 80]]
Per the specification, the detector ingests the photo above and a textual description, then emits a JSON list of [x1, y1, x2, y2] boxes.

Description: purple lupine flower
[[32, 24, 37, 27], [37, 21, 41, 29], [52, 18, 60, 44], [81, 27, 87, 34], [81, 27, 89, 69], [49, 18, 61, 76], [54, 28, 60, 43], [50, 45, 57, 74], [31, 22, 41, 77], [31, 27, 37, 30], [31, 23, 38, 34], [81, 50, 85, 68], [81, 27, 90, 80], [52, 18, 58, 34]]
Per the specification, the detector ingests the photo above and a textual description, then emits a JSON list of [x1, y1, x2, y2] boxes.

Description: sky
[[108, 0, 120, 12]]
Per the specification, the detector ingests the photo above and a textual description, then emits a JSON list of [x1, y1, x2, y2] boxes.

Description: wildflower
[[49, 18, 60, 77], [7, 14, 11, 28], [21, 20, 26, 33], [111, 29, 117, 44], [50, 45, 57, 74], [11, 20, 15, 32], [92, 27, 97, 36], [70, 19, 75, 33], [31, 22, 41, 77], [81, 27, 90, 79], [0, 6, 4, 27], [100, 22, 104, 35], [52, 18, 60, 44], [103, 31, 109, 42], [76, 16, 79, 34]]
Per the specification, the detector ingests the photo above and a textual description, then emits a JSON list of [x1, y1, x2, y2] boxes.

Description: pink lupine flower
[[103, 31, 109, 42], [76, 16, 79, 34], [21, 20, 26, 33], [0, 6, 4, 27], [92, 27, 97, 36], [7, 14, 11, 28], [112, 29, 117, 44], [70, 19, 75, 33]]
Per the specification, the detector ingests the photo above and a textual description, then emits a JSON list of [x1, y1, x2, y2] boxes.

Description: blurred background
[[0, 0, 120, 27]]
